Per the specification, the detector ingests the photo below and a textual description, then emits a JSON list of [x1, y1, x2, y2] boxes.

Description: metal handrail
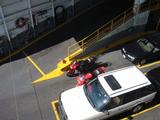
[[68, 0, 160, 59]]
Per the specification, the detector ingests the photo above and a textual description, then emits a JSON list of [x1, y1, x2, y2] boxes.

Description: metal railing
[[68, 0, 160, 59]]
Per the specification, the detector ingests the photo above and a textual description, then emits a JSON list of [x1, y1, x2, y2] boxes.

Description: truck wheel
[[132, 104, 144, 113]]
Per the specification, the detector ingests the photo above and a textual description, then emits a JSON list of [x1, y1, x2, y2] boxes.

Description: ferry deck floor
[[1, 37, 160, 120], [0, 0, 160, 119]]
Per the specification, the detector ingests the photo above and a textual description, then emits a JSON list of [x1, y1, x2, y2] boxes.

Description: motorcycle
[[76, 66, 106, 87], [66, 57, 97, 77]]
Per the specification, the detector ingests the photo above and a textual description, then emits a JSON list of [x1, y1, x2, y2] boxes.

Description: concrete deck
[[1, 36, 160, 120]]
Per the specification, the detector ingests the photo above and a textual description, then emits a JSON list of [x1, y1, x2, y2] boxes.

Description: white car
[[59, 66, 156, 120]]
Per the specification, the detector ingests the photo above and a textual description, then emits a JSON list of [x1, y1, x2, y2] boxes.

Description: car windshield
[[84, 78, 110, 111], [137, 39, 155, 53]]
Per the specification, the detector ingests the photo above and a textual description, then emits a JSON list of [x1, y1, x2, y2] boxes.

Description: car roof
[[98, 66, 151, 97]]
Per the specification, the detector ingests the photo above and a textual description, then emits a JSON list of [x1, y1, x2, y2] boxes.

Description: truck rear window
[[104, 75, 121, 90]]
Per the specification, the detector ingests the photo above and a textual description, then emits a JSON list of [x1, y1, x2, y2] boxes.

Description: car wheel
[[140, 59, 146, 65], [132, 104, 144, 113]]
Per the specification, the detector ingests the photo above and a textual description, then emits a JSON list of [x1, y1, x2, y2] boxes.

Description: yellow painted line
[[32, 53, 72, 84], [51, 100, 60, 120], [137, 60, 160, 69], [121, 103, 160, 120], [32, 68, 64, 84], [57, 56, 73, 70], [23, 51, 46, 76]]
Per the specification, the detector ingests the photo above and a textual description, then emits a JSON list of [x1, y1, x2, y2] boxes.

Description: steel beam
[[51, 0, 56, 26], [27, 0, 34, 29], [0, 6, 13, 51]]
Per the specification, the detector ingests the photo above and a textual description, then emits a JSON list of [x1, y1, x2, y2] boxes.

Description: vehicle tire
[[140, 59, 146, 65], [132, 104, 144, 113]]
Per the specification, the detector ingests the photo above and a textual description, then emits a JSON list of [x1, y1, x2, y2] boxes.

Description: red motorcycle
[[76, 66, 106, 87], [66, 57, 97, 77], [66, 61, 80, 77]]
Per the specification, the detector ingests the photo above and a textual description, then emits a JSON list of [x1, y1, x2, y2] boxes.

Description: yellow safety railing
[[68, 0, 160, 59]]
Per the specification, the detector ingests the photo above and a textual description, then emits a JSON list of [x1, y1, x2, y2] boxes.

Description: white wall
[[0, 0, 20, 6], [31, 0, 50, 6], [3, 0, 28, 16], [0, 0, 138, 39], [0, 0, 75, 38]]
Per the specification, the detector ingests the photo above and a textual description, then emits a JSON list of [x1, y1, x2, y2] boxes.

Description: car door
[[105, 95, 125, 118], [107, 88, 145, 117]]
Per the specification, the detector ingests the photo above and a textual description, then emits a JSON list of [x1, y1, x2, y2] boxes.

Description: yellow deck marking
[[23, 51, 45, 76], [32, 68, 64, 84], [121, 103, 160, 120], [32, 55, 73, 84], [137, 60, 160, 69], [51, 100, 60, 120]]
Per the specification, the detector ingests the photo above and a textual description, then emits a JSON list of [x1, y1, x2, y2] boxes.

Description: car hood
[[123, 42, 146, 58], [60, 86, 104, 120]]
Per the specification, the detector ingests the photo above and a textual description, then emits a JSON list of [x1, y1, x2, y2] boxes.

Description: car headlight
[[127, 54, 135, 61]]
